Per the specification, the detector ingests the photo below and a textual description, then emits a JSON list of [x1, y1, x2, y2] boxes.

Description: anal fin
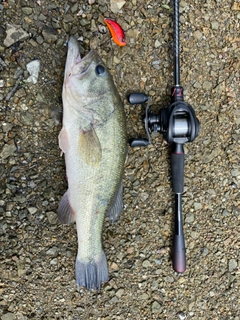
[[58, 190, 76, 224], [106, 181, 124, 222]]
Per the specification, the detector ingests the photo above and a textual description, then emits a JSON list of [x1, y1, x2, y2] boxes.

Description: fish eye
[[95, 65, 106, 76]]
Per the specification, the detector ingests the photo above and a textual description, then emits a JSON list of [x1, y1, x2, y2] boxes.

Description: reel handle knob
[[129, 138, 150, 147], [128, 93, 149, 105]]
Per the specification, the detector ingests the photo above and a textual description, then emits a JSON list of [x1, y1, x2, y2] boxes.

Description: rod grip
[[171, 152, 184, 193]]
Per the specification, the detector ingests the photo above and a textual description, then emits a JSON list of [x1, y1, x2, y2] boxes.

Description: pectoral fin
[[58, 190, 76, 224], [58, 127, 69, 155], [106, 181, 124, 222], [78, 127, 102, 166]]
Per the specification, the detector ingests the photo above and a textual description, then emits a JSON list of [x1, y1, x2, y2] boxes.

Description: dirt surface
[[0, 0, 240, 319]]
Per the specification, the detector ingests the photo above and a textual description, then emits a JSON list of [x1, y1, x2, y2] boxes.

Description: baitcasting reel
[[128, 0, 200, 273]]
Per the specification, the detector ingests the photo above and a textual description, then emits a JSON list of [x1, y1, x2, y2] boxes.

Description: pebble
[[0, 144, 16, 159], [22, 7, 32, 15], [204, 146, 222, 163], [110, 0, 126, 13], [194, 202, 202, 210], [228, 259, 238, 272], [42, 26, 58, 43], [50, 258, 58, 265], [115, 289, 124, 298], [3, 24, 29, 47], [46, 211, 58, 225], [27, 207, 38, 214], [151, 301, 162, 313], [142, 260, 151, 268], [201, 247, 209, 256], [232, 2, 240, 10], [140, 192, 149, 202], [177, 312, 187, 320], [26, 60, 40, 84], [1, 313, 15, 320], [185, 212, 194, 223], [202, 81, 213, 90], [46, 247, 58, 256], [154, 39, 161, 48]]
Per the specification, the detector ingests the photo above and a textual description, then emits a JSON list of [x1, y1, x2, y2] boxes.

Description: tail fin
[[75, 251, 108, 290]]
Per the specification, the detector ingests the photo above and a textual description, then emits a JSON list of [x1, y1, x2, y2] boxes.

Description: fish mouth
[[66, 36, 100, 76]]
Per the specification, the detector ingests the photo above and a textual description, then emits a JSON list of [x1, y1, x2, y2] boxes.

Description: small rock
[[22, 7, 32, 15], [222, 209, 229, 217], [36, 35, 44, 44], [190, 231, 198, 239], [17, 261, 29, 277], [211, 21, 219, 30], [115, 288, 124, 298], [27, 207, 37, 214], [42, 26, 58, 43], [142, 259, 151, 268], [232, 2, 240, 11], [20, 112, 34, 125], [113, 56, 120, 64], [194, 30, 202, 39], [177, 312, 187, 320], [2, 123, 13, 133], [3, 24, 29, 47], [46, 246, 58, 256], [154, 259, 162, 265], [140, 293, 149, 300], [154, 39, 161, 48], [1, 313, 16, 320], [140, 192, 149, 202], [110, 0, 126, 13], [50, 258, 58, 265], [205, 146, 222, 163], [201, 247, 209, 256], [194, 202, 202, 210], [228, 259, 238, 272], [0, 144, 16, 159], [185, 212, 194, 223], [26, 60, 40, 84], [166, 276, 174, 283], [203, 81, 213, 90], [46, 211, 58, 225], [151, 301, 162, 313], [231, 169, 240, 177]]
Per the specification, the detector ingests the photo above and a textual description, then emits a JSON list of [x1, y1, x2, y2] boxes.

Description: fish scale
[[58, 36, 127, 290]]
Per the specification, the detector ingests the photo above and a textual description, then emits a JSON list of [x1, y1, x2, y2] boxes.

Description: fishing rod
[[128, 0, 200, 272]]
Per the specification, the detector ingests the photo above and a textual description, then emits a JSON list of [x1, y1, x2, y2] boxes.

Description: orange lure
[[104, 18, 127, 47]]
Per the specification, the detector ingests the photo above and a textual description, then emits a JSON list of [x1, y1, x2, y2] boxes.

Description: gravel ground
[[0, 0, 240, 319]]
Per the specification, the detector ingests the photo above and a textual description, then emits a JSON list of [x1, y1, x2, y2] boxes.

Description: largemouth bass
[[58, 36, 127, 290]]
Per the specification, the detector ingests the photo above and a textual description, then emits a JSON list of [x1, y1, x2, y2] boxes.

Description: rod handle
[[171, 145, 184, 193], [173, 233, 186, 272]]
